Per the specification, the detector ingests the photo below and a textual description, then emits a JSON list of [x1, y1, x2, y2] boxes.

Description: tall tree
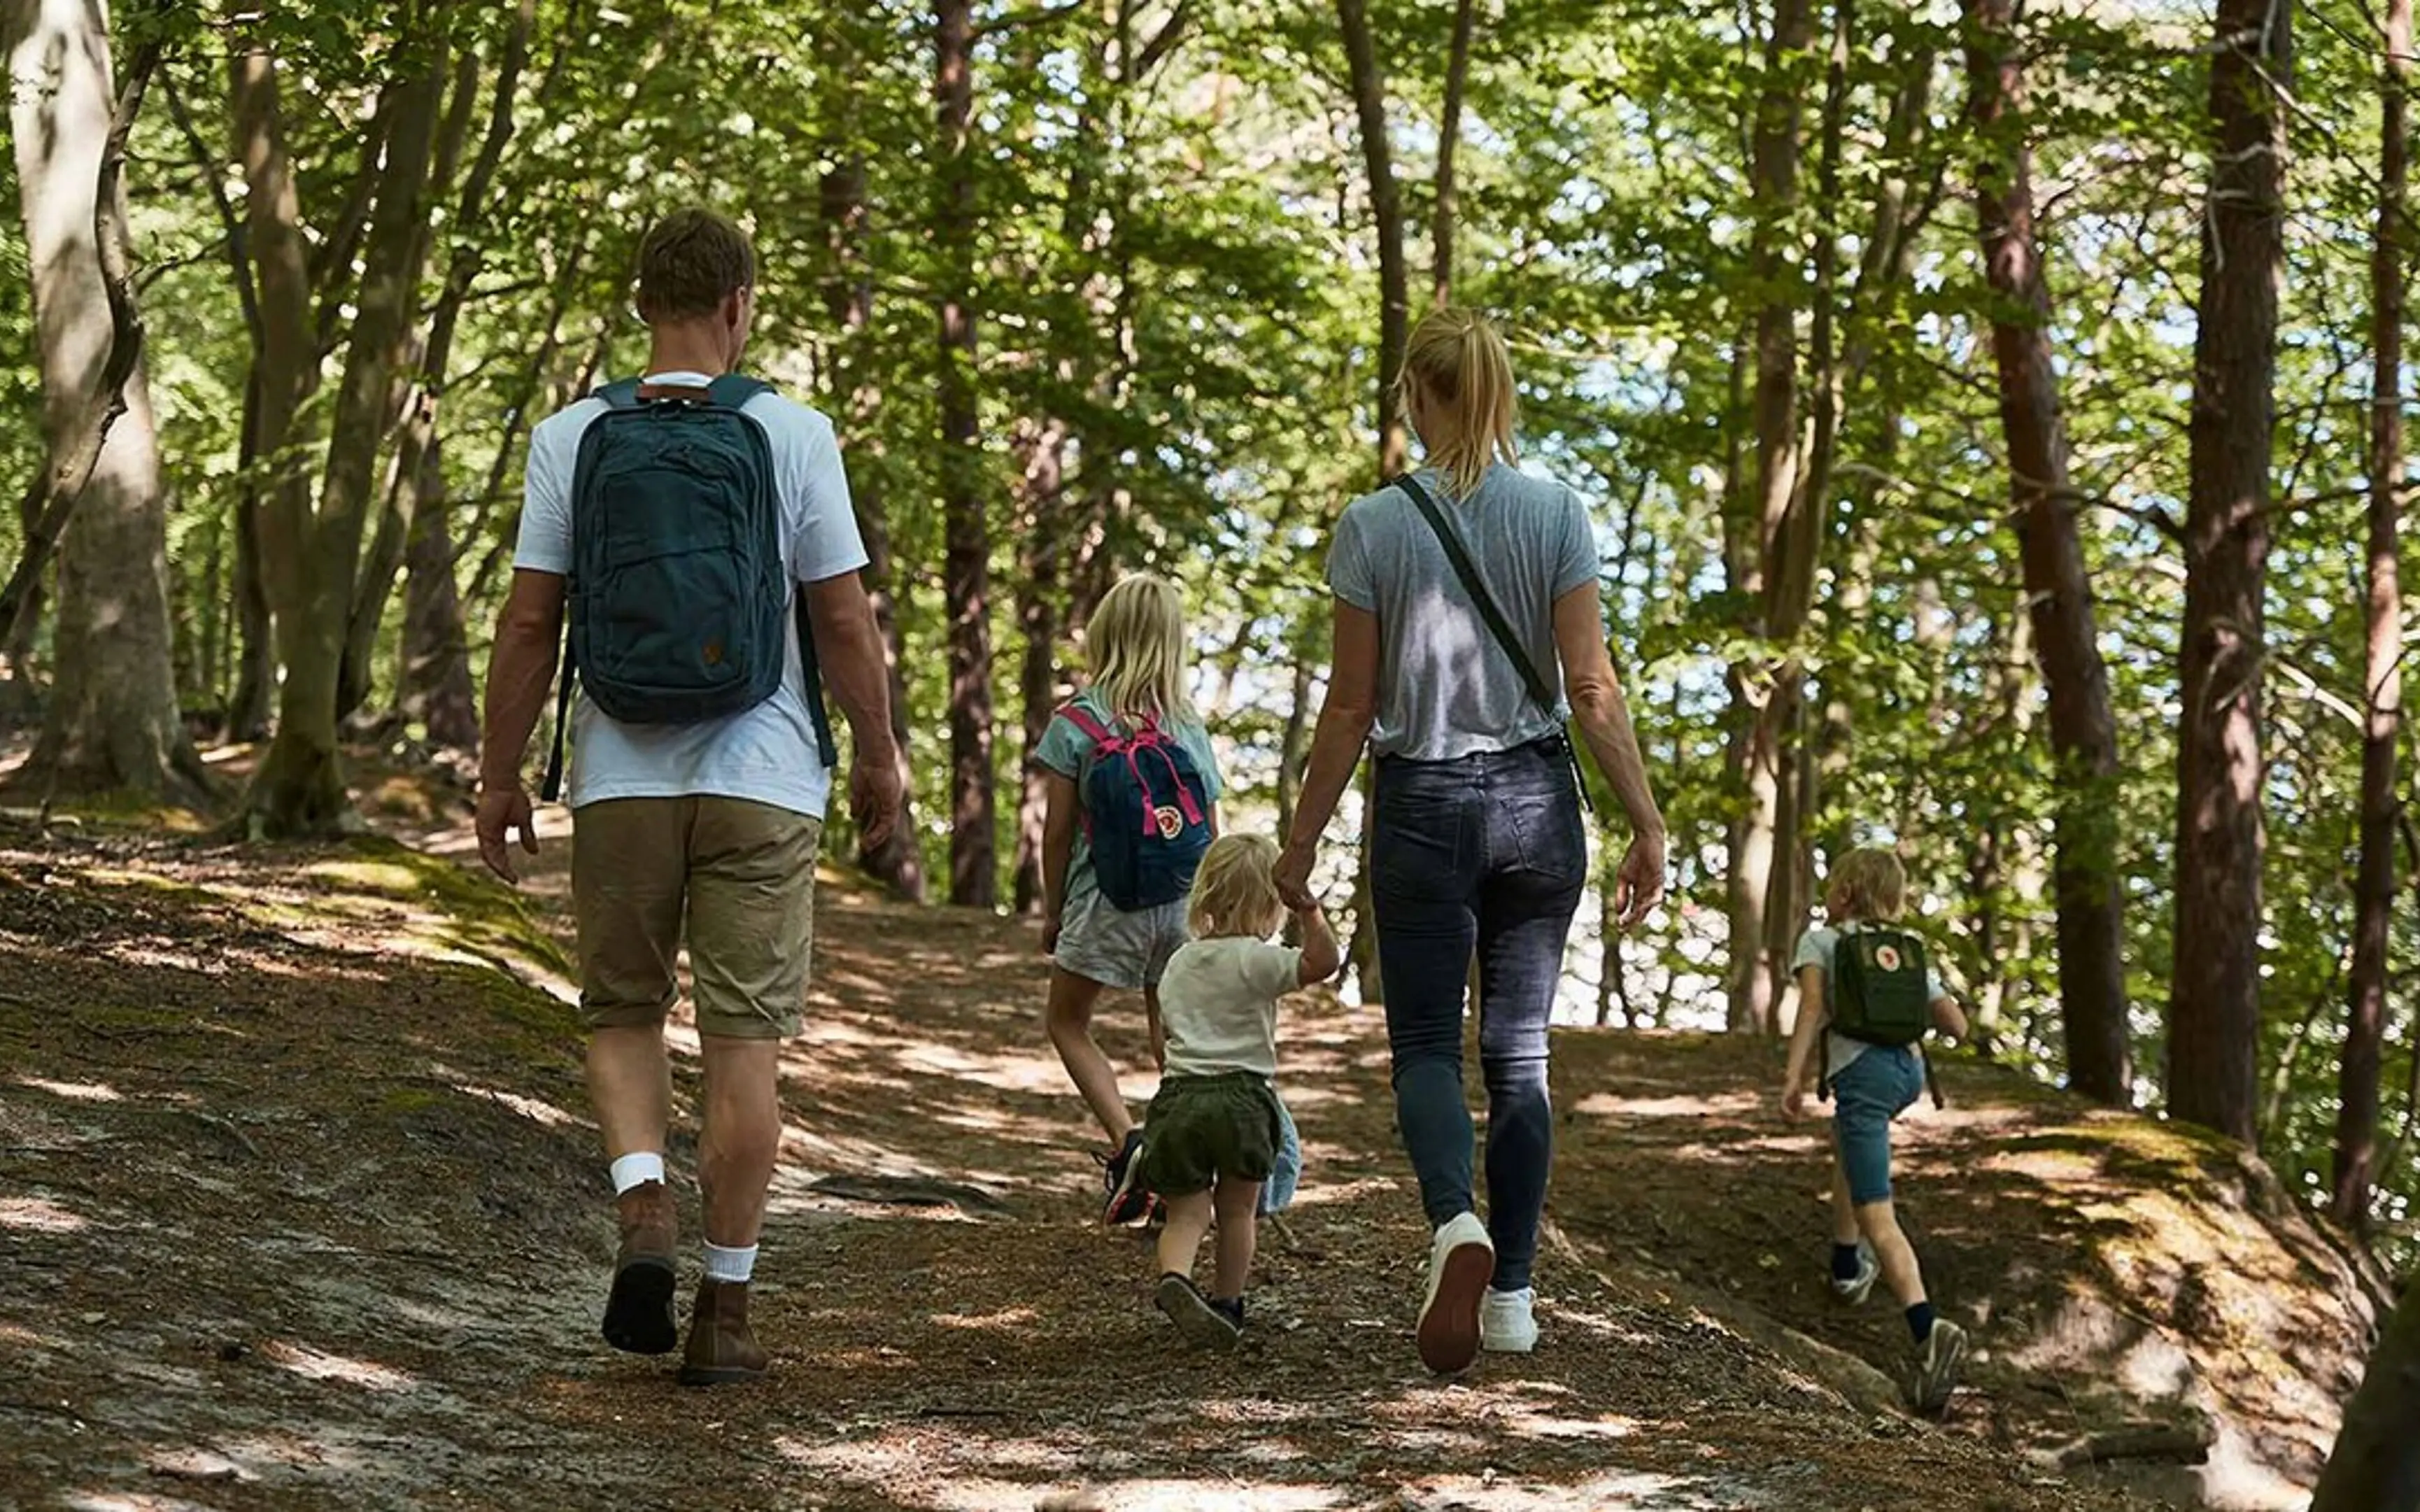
[[4, 0, 203, 802], [1431, 0, 1474, 309], [936, 0, 996, 906], [2168, 0, 2290, 1143], [1962, 0, 2132, 1105], [2333, 0, 2408, 1227], [232, 21, 450, 836], [2309, 1283, 2420, 1512], [1724, 0, 1816, 1034]]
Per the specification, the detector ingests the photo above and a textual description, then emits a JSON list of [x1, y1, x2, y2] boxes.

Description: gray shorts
[[1053, 889, 1187, 991]]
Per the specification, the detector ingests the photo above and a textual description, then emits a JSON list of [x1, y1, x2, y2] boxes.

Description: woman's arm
[[1552, 584, 1666, 927], [1040, 771, 1079, 950], [1276, 600, 1381, 905], [1783, 967, 1827, 1116]]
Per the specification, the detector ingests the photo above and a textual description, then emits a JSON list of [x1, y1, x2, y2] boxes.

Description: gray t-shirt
[[1792, 924, 1949, 1082], [1033, 689, 1223, 907], [1326, 462, 1601, 761]]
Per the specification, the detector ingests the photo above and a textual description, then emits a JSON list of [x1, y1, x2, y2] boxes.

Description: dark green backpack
[[1829, 927, 1933, 1047], [539, 376, 833, 800]]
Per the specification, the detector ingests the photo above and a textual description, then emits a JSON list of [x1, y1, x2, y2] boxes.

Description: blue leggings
[[1370, 737, 1587, 1293]]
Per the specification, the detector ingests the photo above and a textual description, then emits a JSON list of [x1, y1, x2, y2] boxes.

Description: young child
[[1142, 835, 1339, 1349], [1036, 574, 1222, 1224], [1781, 847, 1972, 1416]]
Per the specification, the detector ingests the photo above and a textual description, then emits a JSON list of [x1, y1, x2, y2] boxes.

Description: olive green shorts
[[1138, 1072, 1285, 1197], [571, 796, 821, 1041]]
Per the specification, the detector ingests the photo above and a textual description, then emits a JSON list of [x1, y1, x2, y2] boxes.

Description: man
[[476, 208, 903, 1386]]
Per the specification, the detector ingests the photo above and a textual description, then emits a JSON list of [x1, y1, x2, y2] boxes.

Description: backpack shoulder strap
[[594, 379, 642, 409], [707, 373, 772, 407], [1391, 474, 1560, 717], [1057, 700, 1120, 747]]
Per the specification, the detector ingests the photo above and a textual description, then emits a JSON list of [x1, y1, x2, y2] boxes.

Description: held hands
[[1612, 826, 1667, 931], [1274, 839, 1318, 912], [476, 782, 539, 885], [850, 748, 905, 853]]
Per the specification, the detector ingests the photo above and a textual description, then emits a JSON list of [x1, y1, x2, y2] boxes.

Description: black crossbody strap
[[1391, 474, 1559, 716]]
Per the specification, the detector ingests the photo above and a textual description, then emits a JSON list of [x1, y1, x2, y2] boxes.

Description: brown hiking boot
[[679, 1278, 769, 1386], [602, 1181, 677, 1355]]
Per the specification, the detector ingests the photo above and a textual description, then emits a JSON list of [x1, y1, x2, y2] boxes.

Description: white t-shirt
[[514, 372, 868, 817], [1156, 935, 1303, 1080], [1792, 923, 1949, 1082]]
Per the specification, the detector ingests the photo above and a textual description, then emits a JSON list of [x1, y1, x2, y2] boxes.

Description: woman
[[1275, 307, 1665, 1375]]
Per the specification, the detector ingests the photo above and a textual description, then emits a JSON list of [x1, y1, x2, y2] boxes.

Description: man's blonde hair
[[1084, 573, 1195, 726], [1827, 847, 1907, 924], [1188, 833, 1285, 941], [1398, 306, 1520, 498]]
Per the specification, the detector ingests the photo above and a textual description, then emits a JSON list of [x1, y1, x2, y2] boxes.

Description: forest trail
[[0, 779, 2382, 1512]]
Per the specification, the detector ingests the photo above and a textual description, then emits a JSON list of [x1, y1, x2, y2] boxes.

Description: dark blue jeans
[[1371, 736, 1587, 1293]]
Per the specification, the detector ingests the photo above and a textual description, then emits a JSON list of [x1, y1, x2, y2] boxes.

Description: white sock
[[704, 1243, 757, 1285], [609, 1152, 665, 1195]]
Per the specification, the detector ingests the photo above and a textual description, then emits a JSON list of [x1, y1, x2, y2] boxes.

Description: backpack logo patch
[[1875, 944, 1902, 972]]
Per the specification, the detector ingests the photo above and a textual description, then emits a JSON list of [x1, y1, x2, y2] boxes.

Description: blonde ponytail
[[1398, 306, 1519, 498]]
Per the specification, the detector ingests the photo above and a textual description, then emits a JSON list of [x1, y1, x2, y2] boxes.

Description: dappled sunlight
[[1571, 1089, 1766, 1120], [15, 1075, 122, 1102], [931, 1306, 1042, 1331], [0, 1196, 86, 1232], [260, 1341, 417, 1392]]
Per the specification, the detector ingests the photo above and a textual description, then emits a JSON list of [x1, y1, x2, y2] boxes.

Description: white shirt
[[1156, 935, 1303, 1080], [514, 372, 868, 817]]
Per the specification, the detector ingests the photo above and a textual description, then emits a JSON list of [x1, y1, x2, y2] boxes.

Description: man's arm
[[804, 571, 903, 851], [475, 569, 565, 882]]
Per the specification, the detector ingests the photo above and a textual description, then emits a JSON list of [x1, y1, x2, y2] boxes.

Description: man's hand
[[850, 748, 904, 854], [1613, 826, 1667, 930], [1274, 840, 1318, 911], [476, 783, 539, 884], [1781, 1083, 1807, 1122]]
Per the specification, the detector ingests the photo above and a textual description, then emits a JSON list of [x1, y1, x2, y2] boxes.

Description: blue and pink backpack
[[1058, 702, 1212, 911]]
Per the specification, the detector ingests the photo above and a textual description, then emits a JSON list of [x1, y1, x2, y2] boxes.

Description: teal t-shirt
[[1035, 690, 1222, 907]]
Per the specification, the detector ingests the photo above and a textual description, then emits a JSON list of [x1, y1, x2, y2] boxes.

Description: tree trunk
[[1335, 0, 1411, 477], [1963, 0, 2132, 1105], [2168, 0, 2288, 1145], [2333, 0, 2407, 1227], [235, 29, 448, 837], [1725, 0, 1815, 1035], [396, 433, 479, 752], [1431, 0, 1474, 309], [936, 0, 996, 907], [819, 156, 923, 900], [4, 0, 201, 803], [2309, 1283, 2420, 1512], [1010, 421, 1068, 915]]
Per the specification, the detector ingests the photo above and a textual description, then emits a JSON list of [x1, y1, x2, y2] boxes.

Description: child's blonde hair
[[1398, 306, 1520, 498], [1084, 573, 1195, 726], [1827, 847, 1907, 924], [1188, 833, 1285, 941]]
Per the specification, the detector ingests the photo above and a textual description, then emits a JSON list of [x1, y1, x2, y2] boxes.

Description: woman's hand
[[1781, 1082, 1807, 1121], [1274, 840, 1318, 911], [1612, 826, 1667, 930]]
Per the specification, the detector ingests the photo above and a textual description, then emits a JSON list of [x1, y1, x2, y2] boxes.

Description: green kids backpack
[[1829, 927, 1933, 1047]]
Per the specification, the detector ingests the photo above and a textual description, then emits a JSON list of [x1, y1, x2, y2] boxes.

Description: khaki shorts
[[571, 796, 821, 1040]]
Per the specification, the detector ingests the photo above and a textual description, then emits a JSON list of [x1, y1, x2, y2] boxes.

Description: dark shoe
[[678, 1278, 769, 1386], [1101, 1128, 1152, 1227], [602, 1181, 677, 1355], [1911, 1317, 1968, 1417], [1155, 1272, 1240, 1352]]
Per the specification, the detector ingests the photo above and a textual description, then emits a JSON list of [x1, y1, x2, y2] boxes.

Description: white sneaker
[[1831, 1242, 1879, 1307], [1480, 1286, 1538, 1353], [1416, 1213, 1495, 1373]]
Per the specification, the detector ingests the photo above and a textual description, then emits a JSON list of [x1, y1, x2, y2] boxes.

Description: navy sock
[[1831, 1243, 1863, 1281], [1906, 1301, 1936, 1345]]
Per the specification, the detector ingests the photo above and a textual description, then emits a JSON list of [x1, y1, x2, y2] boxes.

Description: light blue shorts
[[1832, 1046, 1923, 1206], [1053, 890, 1188, 991]]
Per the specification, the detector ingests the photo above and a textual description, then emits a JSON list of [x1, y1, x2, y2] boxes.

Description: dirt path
[[0, 805, 2228, 1510]]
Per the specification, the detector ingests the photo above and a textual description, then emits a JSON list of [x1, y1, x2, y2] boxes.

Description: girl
[[1781, 847, 1970, 1415], [1142, 835, 1339, 1348], [1276, 307, 1667, 1373], [1036, 574, 1222, 1224]]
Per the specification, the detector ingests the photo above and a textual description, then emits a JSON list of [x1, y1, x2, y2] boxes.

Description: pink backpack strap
[[1056, 701, 1122, 749]]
